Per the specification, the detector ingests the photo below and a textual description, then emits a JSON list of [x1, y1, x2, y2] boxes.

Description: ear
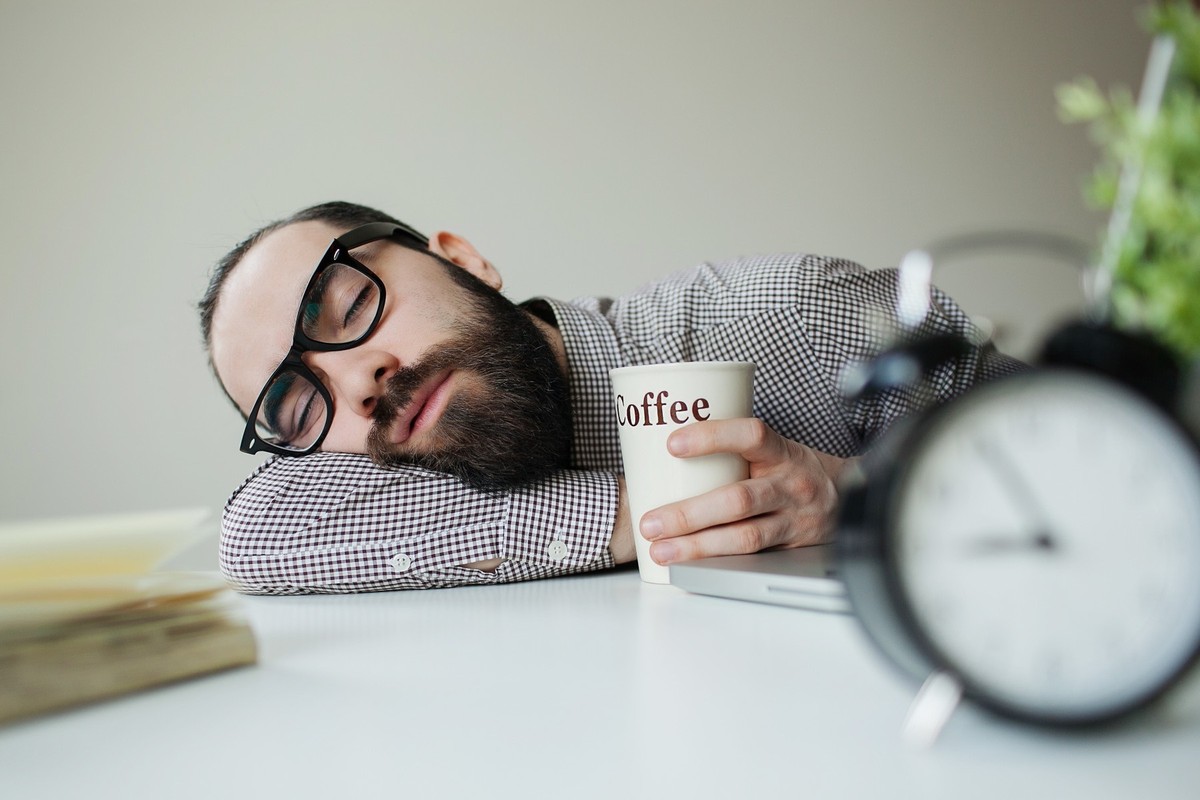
[[427, 231, 503, 290]]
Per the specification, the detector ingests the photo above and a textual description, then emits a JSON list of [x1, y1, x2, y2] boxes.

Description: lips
[[389, 370, 454, 445]]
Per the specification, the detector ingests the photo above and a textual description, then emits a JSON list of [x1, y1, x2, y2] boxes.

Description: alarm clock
[[835, 320, 1200, 727]]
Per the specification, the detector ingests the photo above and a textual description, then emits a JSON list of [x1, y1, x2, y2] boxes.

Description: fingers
[[642, 476, 782, 539], [643, 435, 830, 540], [647, 513, 831, 565], [641, 473, 834, 567], [667, 418, 787, 463], [640, 418, 842, 566]]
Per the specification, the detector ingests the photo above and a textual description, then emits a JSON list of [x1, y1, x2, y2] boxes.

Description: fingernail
[[652, 541, 678, 565], [641, 515, 663, 540], [666, 433, 688, 456]]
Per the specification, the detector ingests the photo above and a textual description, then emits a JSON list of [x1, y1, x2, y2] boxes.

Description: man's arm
[[606, 265, 1023, 568], [219, 452, 621, 594]]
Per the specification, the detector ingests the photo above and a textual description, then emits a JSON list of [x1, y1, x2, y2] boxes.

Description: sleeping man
[[199, 201, 1020, 594]]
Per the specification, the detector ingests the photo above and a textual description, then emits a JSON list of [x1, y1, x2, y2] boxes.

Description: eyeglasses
[[240, 221, 427, 457]]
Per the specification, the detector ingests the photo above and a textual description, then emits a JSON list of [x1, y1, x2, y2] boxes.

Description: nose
[[304, 347, 399, 418]]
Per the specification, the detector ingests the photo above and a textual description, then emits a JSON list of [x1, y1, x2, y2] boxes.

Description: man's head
[[199, 201, 573, 491]]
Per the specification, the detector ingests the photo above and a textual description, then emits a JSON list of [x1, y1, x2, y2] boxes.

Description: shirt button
[[389, 553, 413, 572], [547, 540, 569, 562]]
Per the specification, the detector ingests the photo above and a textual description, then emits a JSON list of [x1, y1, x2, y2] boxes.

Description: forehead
[[210, 220, 343, 413]]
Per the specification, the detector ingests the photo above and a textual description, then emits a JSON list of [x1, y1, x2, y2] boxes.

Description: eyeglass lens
[[253, 257, 383, 450], [299, 260, 381, 344], [254, 371, 330, 452]]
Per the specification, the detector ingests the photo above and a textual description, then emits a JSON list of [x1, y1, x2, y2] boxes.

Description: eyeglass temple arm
[[337, 221, 428, 250]]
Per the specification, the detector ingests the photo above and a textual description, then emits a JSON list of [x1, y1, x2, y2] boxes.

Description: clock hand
[[973, 438, 1062, 552], [962, 531, 1059, 555]]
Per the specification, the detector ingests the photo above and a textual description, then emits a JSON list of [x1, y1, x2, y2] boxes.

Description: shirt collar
[[526, 296, 625, 470]]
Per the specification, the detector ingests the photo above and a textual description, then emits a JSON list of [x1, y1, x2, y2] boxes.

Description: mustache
[[370, 342, 470, 433], [362, 268, 573, 491]]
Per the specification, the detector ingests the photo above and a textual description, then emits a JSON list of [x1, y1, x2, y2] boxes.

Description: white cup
[[609, 361, 756, 584]]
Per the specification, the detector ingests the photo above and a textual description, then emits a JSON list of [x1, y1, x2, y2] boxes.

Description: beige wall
[[0, 0, 1148, 520]]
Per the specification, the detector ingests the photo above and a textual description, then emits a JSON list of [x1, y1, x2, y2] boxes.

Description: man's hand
[[617, 419, 850, 566]]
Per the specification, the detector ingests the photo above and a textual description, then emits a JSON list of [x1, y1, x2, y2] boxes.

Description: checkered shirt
[[219, 253, 1022, 594]]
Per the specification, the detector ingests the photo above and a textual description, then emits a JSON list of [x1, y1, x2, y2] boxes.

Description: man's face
[[210, 220, 573, 490]]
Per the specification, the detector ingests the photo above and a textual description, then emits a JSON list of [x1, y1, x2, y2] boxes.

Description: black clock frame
[[834, 320, 1200, 727]]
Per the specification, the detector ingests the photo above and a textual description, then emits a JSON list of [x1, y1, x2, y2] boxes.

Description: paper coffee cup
[[610, 361, 755, 584]]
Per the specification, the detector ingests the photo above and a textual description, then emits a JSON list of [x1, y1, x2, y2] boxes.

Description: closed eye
[[263, 372, 297, 435], [343, 283, 377, 329], [262, 373, 318, 445], [291, 388, 320, 443]]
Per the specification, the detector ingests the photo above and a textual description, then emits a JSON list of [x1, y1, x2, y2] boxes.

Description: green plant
[[1057, 1, 1200, 359]]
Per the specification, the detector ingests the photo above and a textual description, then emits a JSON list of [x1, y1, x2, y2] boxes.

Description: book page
[[0, 508, 211, 586]]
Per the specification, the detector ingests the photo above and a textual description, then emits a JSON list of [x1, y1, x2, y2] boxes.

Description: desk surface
[[2, 567, 1199, 799]]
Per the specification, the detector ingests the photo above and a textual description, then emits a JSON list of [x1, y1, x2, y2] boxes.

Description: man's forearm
[[221, 453, 621, 594], [608, 477, 637, 564]]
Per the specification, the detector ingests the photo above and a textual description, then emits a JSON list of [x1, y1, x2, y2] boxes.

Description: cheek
[[378, 281, 466, 354], [319, 414, 373, 455]]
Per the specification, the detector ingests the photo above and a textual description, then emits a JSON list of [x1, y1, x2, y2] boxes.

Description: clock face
[[892, 372, 1200, 722]]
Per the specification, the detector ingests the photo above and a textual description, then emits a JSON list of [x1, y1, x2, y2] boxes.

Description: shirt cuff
[[499, 468, 619, 578]]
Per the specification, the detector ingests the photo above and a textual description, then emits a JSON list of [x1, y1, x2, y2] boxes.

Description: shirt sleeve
[[219, 453, 619, 595], [607, 253, 1026, 456]]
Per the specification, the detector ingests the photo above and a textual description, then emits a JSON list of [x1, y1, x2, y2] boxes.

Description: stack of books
[[0, 509, 257, 725]]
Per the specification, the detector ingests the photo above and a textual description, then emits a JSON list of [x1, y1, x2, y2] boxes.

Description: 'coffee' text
[[616, 391, 711, 427]]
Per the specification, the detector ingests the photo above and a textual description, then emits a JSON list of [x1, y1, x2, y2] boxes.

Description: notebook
[[669, 544, 848, 613]]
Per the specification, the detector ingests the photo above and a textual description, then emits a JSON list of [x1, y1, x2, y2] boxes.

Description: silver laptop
[[669, 544, 848, 613]]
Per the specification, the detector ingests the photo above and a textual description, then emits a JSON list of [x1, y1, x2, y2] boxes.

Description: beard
[[365, 264, 573, 492]]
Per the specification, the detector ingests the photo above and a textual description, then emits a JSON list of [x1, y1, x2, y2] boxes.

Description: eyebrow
[[345, 240, 386, 264], [301, 265, 338, 329]]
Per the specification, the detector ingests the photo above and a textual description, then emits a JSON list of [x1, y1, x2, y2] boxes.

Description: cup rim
[[609, 360, 755, 378]]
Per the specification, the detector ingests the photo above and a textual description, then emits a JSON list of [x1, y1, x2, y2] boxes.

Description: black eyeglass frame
[[239, 221, 428, 456]]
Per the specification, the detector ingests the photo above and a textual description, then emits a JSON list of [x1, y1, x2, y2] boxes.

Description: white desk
[[2, 567, 1199, 799]]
